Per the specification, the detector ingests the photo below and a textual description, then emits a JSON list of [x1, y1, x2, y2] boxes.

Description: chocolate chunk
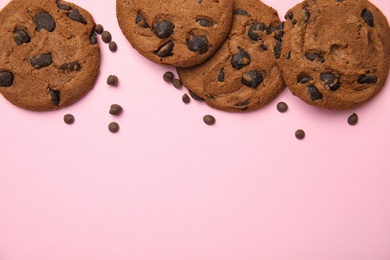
[[101, 31, 112, 43], [189, 90, 204, 101], [63, 114, 75, 124], [14, 29, 31, 45], [248, 22, 267, 41], [203, 115, 216, 125], [348, 113, 358, 126], [156, 41, 174, 57], [231, 47, 251, 70], [30, 53, 52, 69], [109, 41, 118, 52], [109, 104, 123, 116], [153, 20, 174, 38], [235, 99, 250, 107], [182, 93, 190, 104], [234, 9, 249, 16], [260, 43, 268, 51], [59, 61, 81, 71], [56, 0, 71, 10], [95, 24, 104, 34], [304, 8, 311, 23], [108, 122, 120, 133], [361, 9, 374, 27], [90, 32, 98, 45], [218, 68, 225, 82], [307, 85, 323, 101], [49, 89, 60, 106], [320, 72, 340, 91], [197, 18, 213, 27], [297, 75, 313, 84], [277, 102, 288, 113], [172, 78, 182, 89], [241, 70, 263, 89], [267, 22, 282, 35], [163, 71, 174, 83], [358, 74, 377, 84], [187, 35, 208, 54], [107, 75, 118, 86], [295, 129, 305, 140], [136, 12, 149, 28], [285, 11, 294, 20], [67, 9, 86, 24], [0, 71, 14, 87], [274, 41, 282, 59], [305, 53, 325, 63], [286, 51, 291, 59], [34, 12, 56, 32]]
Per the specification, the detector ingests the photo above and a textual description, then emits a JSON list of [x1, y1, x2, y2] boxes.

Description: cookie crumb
[[348, 113, 358, 126], [295, 129, 305, 140], [64, 114, 75, 125], [203, 115, 216, 125], [108, 122, 120, 133]]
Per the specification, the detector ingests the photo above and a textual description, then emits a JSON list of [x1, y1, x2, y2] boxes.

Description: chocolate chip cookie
[[116, 0, 233, 67], [177, 0, 285, 112], [278, 0, 390, 110], [0, 0, 100, 111]]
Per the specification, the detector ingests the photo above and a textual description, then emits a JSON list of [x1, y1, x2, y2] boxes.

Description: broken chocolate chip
[[0, 71, 14, 87], [358, 74, 377, 84], [49, 89, 60, 106], [67, 9, 86, 24], [361, 9, 374, 27], [197, 18, 213, 27], [241, 70, 263, 89], [274, 41, 282, 59], [231, 47, 251, 70], [218, 68, 225, 82], [156, 41, 174, 57], [307, 85, 323, 101], [153, 20, 174, 38], [248, 22, 267, 41], [136, 12, 149, 28], [187, 35, 208, 54], [14, 29, 31, 45], [305, 53, 325, 63], [34, 12, 56, 32], [233, 9, 249, 16], [320, 72, 340, 91], [30, 53, 52, 69], [297, 75, 313, 84]]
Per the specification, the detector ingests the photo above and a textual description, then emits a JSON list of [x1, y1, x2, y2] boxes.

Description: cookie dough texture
[[177, 0, 285, 112], [116, 0, 234, 67], [278, 0, 390, 110], [0, 0, 100, 111]]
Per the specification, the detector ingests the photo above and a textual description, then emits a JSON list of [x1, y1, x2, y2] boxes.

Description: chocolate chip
[[274, 41, 282, 59], [59, 61, 81, 72], [153, 20, 174, 38], [163, 71, 174, 83], [248, 22, 267, 41], [107, 75, 118, 86], [358, 74, 377, 84], [242, 70, 263, 89], [63, 114, 75, 124], [277, 102, 288, 113], [95, 24, 104, 34], [182, 93, 190, 104], [320, 72, 340, 91], [197, 18, 213, 27], [14, 29, 31, 45], [307, 85, 322, 101], [136, 12, 149, 28], [67, 9, 86, 24], [108, 122, 120, 133], [0, 71, 14, 87], [101, 31, 112, 43], [297, 75, 313, 84], [172, 78, 182, 89], [30, 53, 52, 69], [348, 113, 358, 126], [231, 47, 251, 70], [295, 129, 305, 140], [292, 20, 297, 25], [267, 23, 281, 35], [234, 9, 249, 16], [305, 53, 325, 63], [109, 41, 118, 52], [260, 43, 268, 51], [109, 104, 123, 116], [235, 99, 250, 107], [286, 52, 291, 59], [285, 11, 294, 20], [49, 89, 60, 106], [304, 8, 311, 23], [90, 32, 98, 45], [56, 0, 71, 10], [34, 12, 56, 32], [187, 35, 209, 54], [189, 90, 204, 101], [218, 68, 225, 82], [156, 41, 174, 57], [361, 9, 374, 27], [203, 115, 216, 125]]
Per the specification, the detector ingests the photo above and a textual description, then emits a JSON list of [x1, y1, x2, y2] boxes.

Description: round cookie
[[177, 0, 285, 112], [116, 0, 233, 68], [278, 0, 390, 110], [0, 0, 100, 111]]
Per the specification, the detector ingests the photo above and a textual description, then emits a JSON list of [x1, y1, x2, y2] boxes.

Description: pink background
[[1, 0, 390, 259]]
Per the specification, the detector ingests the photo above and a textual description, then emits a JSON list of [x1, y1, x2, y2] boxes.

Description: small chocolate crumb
[[109, 104, 123, 116], [163, 71, 174, 83], [109, 41, 117, 52], [101, 30, 112, 43], [108, 122, 120, 133], [203, 115, 216, 125], [95, 24, 104, 34], [295, 129, 305, 140], [172, 78, 182, 89], [348, 113, 358, 126], [182, 93, 190, 104], [107, 75, 118, 86], [277, 102, 288, 113], [64, 114, 75, 124]]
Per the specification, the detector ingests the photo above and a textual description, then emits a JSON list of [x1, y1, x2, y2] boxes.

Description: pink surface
[[1, 0, 390, 259]]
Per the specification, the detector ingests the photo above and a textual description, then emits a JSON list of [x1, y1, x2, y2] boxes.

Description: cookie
[[278, 0, 390, 110], [116, 0, 233, 67], [177, 0, 285, 112], [0, 0, 100, 111]]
